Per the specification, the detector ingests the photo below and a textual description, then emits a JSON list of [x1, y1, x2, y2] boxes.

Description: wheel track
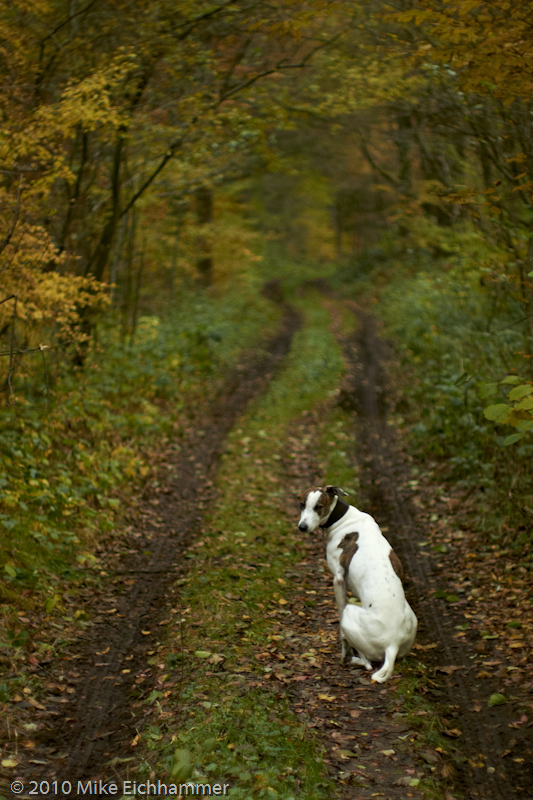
[[347, 310, 526, 800]]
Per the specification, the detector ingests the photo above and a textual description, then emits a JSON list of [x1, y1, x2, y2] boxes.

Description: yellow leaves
[[35, 53, 136, 136], [401, 0, 533, 100], [0, 261, 109, 351], [390, 9, 430, 25]]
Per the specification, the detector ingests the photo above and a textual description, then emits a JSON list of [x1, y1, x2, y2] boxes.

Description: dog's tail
[[371, 644, 398, 684]]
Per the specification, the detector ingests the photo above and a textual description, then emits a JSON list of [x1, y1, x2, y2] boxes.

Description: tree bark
[[194, 186, 213, 286]]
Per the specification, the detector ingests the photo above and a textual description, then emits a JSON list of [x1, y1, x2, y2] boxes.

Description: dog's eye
[[300, 502, 305, 510]]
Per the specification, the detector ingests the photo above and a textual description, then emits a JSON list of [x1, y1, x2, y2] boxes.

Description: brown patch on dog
[[300, 486, 319, 501], [389, 548, 404, 581], [300, 486, 335, 516], [338, 531, 359, 572]]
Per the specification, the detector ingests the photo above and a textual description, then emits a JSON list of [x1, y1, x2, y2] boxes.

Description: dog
[[298, 485, 417, 683]]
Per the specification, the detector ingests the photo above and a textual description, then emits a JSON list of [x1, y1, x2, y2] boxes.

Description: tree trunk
[[194, 186, 213, 286], [395, 111, 413, 196]]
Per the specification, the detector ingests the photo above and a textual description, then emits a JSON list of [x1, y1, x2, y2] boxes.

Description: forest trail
[[342, 311, 530, 800], [3, 292, 531, 800]]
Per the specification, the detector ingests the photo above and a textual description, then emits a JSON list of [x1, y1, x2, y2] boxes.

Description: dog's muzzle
[[298, 521, 308, 532]]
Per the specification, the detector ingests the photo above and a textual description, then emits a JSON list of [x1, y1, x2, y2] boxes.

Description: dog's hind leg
[[371, 644, 399, 684], [333, 573, 352, 661], [350, 654, 373, 670]]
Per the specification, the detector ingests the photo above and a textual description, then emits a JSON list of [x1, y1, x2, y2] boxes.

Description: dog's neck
[[320, 497, 349, 529]]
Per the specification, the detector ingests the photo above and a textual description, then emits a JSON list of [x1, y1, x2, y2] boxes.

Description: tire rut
[[346, 310, 527, 800], [10, 286, 301, 794]]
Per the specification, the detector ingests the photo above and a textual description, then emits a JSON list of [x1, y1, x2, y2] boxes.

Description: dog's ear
[[325, 485, 348, 497]]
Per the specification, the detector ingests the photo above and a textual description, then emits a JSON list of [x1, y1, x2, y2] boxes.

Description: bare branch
[[0, 179, 23, 257], [360, 138, 399, 187], [6, 294, 17, 405], [40, 344, 50, 408]]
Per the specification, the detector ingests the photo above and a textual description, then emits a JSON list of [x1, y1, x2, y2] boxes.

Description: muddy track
[[347, 311, 531, 800], [11, 286, 301, 794]]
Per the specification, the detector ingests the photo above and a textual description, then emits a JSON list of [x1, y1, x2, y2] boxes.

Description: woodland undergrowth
[[335, 227, 533, 554], [0, 281, 279, 694]]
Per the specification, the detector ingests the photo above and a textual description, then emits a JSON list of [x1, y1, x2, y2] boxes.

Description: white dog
[[298, 485, 417, 683]]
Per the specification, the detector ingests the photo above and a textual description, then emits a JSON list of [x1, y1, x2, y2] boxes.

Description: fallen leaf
[[395, 776, 413, 787], [488, 693, 507, 707], [27, 697, 45, 710], [509, 715, 528, 729], [334, 749, 358, 759], [436, 665, 464, 675], [318, 694, 335, 702], [443, 728, 462, 738]]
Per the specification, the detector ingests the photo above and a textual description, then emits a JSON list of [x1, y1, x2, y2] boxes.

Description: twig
[[0, 341, 72, 358], [40, 344, 50, 407], [0, 177, 22, 257], [6, 294, 17, 405]]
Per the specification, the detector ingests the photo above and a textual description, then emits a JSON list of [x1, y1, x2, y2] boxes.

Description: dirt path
[[4, 288, 300, 796], [273, 302, 531, 800], [5, 293, 531, 800], [345, 310, 531, 800]]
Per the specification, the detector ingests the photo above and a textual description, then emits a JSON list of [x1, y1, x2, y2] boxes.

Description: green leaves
[[171, 749, 194, 782], [488, 693, 507, 707], [502, 433, 524, 446], [483, 404, 511, 423], [478, 383, 499, 399], [508, 384, 533, 401], [481, 377, 533, 445]]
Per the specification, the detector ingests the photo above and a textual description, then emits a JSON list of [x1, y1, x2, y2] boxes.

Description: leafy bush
[[0, 283, 277, 630], [355, 227, 533, 546]]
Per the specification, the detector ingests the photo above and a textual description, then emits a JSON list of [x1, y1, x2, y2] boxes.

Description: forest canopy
[[1, 0, 532, 448]]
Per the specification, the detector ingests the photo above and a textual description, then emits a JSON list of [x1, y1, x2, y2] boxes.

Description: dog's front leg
[[333, 572, 350, 661]]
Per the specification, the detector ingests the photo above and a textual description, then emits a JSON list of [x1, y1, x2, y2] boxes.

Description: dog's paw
[[371, 668, 391, 683], [350, 656, 372, 670]]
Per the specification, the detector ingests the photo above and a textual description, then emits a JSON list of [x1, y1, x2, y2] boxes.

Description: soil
[[3, 293, 531, 800]]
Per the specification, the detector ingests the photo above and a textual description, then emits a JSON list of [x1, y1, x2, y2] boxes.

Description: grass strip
[[126, 290, 352, 799]]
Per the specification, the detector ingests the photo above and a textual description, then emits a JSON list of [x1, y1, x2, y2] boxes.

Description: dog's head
[[298, 485, 348, 532]]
